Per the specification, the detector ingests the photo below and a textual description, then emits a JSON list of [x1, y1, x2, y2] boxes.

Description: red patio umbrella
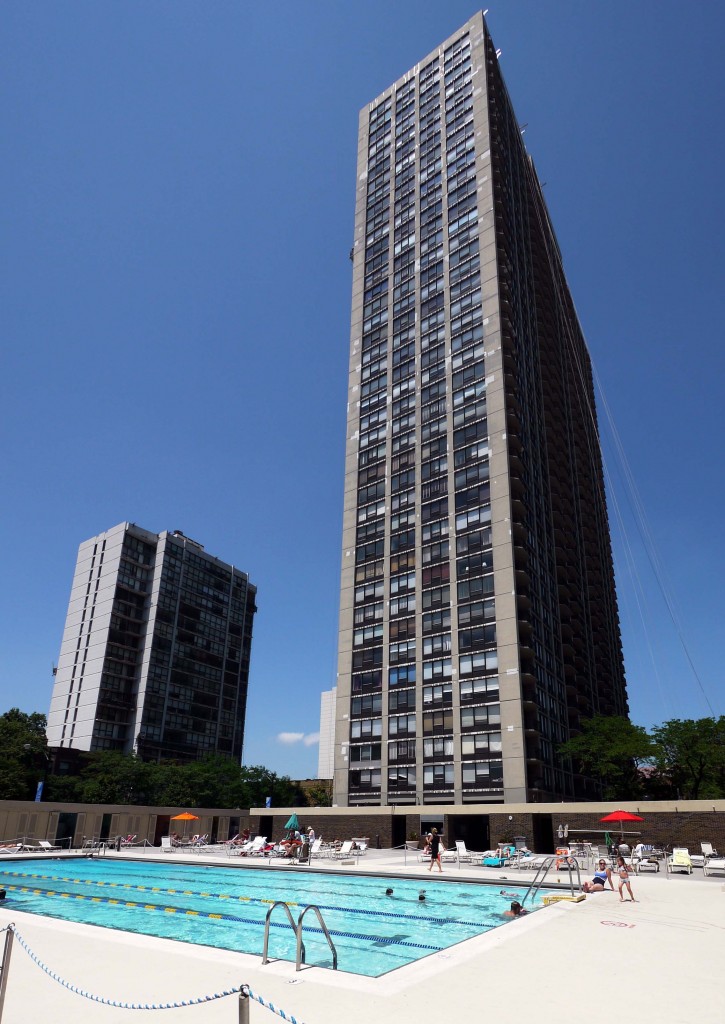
[[599, 810, 644, 840]]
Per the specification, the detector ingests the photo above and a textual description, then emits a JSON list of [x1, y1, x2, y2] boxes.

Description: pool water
[[0, 858, 539, 977]]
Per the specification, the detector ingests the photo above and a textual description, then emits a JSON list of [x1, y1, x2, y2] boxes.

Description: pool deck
[[1, 848, 723, 1023]]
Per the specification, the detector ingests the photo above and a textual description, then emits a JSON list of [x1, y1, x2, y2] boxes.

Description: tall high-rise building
[[334, 12, 627, 807], [47, 522, 257, 763]]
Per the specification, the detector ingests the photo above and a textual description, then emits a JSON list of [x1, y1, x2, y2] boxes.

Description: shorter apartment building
[[47, 522, 256, 763]]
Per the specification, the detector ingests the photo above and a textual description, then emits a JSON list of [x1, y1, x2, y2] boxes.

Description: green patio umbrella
[[284, 813, 300, 831]]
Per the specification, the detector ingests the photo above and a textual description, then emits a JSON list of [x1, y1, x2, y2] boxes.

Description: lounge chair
[[703, 853, 725, 877], [667, 848, 693, 874], [701, 842, 718, 859], [238, 836, 267, 857], [38, 840, 61, 851], [509, 852, 551, 871], [481, 849, 512, 867], [453, 840, 473, 862], [0, 844, 22, 854], [333, 841, 355, 859], [309, 838, 323, 859], [161, 836, 176, 854]]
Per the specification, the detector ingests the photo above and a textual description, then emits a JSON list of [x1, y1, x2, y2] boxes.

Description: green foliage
[[304, 782, 333, 807], [650, 717, 725, 799], [0, 708, 50, 800], [558, 715, 654, 799], [39, 748, 305, 809]]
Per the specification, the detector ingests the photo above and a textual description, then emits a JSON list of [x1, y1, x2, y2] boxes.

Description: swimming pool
[[0, 859, 539, 977]]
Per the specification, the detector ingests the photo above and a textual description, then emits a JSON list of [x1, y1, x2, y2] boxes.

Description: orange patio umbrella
[[171, 811, 199, 838]]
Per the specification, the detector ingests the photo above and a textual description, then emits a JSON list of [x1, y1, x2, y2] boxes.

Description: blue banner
[[265, 796, 271, 808], [34, 781, 44, 802]]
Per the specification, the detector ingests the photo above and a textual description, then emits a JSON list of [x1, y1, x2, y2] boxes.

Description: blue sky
[[1, 1, 723, 779]]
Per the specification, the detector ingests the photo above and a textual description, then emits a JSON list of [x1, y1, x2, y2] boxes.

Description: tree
[[0, 708, 50, 799], [304, 781, 333, 807], [558, 715, 654, 799], [650, 717, 725, 799]]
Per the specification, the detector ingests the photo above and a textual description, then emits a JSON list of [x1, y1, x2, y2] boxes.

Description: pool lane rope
[[1, 869, 490, 929], [2, 885, 446, 951], [0, 924, 307, 1021]]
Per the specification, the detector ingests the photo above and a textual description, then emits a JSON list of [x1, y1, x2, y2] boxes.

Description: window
[[349, 768, 381, 789], [423, 763, 454, 787], [355, 579, 384, 604], [388, 766, 416, 786], [423, 736, 454, 758], [350, 718, 382, 740], [460, 704, 501, 729], [353, 602, 383, 625], [387, 663, 415, 688], [390, 571, 415, 595], [353, 623, 383, 646], [351, 692, 382, 716], [352, 667, 382, 692], [422, 658, 452, 681], [423, 708, 453, 733], [390, 593, 416, 616], [459, 650, 498, 676], [389, 714, 416, 736], [422, 585, 450, 610], [422, 682, 452, 706], [461, 732, 502, 757], [349, 743, 381, 762], [423, 633, 451, 657], [389, 640, 416, 664], [460, 677, 499, 701], [422, 608, 451, 634], [461, 761, 503, 787], [458, 625, 496, 651], [389, 687, 415, 712]]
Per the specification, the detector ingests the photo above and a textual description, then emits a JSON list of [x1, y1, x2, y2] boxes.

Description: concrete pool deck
[[1, 848, 723, 1023]]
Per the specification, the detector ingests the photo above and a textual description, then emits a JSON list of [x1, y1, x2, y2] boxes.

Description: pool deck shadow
[[1, 848, 723, 1023]]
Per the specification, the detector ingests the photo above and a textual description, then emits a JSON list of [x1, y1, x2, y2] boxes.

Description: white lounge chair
[[667, 848, 693, 874], [38, 840, 61, 851], [333, 841, 355, 859], [703, 853, 725, 877], [238, 836, 267, 856], [701, 842, 718, 859], [161, 836, 176, 854], [309, 838, 323, 859], [453, 840, 474, 862]]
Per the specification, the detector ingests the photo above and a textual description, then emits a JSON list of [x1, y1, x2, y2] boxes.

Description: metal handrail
[[523, 854, 583, 905], [261, 902, 303, 966], [296, 905, 338, 972], [521, 855, 555, 906]]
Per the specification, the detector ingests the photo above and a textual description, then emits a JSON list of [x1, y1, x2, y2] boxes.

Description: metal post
[[0, 927, 15, 1022], [238, 985, 250, 1024]]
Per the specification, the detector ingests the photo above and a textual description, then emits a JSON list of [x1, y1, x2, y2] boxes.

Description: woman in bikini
[[616, 855, 637, 902]]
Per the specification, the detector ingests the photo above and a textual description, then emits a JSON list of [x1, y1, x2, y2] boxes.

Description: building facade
[[47, 523, 257, 763], [334, 12, 627, 807]]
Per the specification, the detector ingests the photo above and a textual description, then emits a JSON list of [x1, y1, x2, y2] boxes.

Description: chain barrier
[[6, 923, 238, 1010], [0, 923, 308, 1022], [243, 986, 307, 1024]]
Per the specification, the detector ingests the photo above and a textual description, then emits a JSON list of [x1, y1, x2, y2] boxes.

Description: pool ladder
[[521, 855, 582, 907], [262, 902, 338, 972]]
